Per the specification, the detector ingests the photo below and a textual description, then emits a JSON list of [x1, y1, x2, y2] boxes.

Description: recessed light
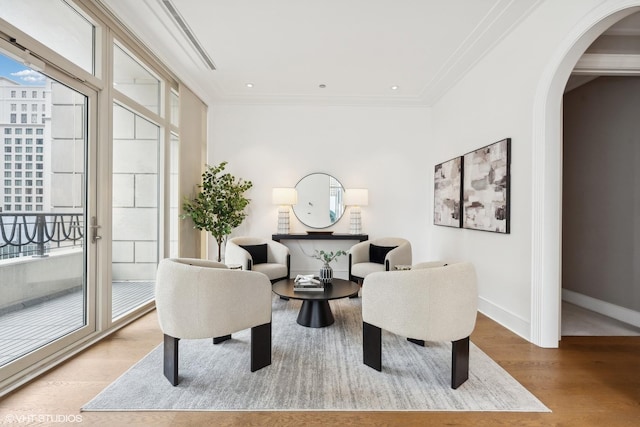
[[319, 84, 326, 89], [391, 85, 399, 90], [246, 83, 254, 88]]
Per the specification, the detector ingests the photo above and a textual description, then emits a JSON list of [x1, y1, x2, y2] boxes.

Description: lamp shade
[[272, 188, 298, 205], [344, 188, 368, 206]]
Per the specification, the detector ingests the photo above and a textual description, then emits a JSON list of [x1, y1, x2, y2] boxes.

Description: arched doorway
[[531, 1, 640, 347]]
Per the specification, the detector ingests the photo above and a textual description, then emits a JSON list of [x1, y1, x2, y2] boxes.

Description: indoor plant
[[181, 161, 253, 262]]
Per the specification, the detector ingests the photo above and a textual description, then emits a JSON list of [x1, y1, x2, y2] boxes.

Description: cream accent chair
[[362, 261, 478, 389], [348, 237, 412, 283], [155, 258, 272, 386], [225, 237, 290, 283]]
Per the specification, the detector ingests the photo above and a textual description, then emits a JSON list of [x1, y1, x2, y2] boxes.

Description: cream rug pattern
[[84, 296, 549, 412]]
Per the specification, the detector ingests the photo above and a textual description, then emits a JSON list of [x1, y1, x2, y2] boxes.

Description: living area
[[1, 0, 640, 425]]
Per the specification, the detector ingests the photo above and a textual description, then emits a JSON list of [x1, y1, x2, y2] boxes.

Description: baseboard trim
[[562, 289, 640, 328], [478, 297, 531, 342]]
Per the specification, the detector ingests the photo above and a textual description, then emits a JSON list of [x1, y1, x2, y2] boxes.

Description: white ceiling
[[99, 0, 546, 106]]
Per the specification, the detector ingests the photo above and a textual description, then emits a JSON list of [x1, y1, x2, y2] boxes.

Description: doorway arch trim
[[531, 0, 640, 347]]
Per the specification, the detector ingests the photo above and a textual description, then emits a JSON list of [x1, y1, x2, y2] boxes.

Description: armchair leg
[[363, 321, 382, 371], [451, 336, 470, 389], [349, 271, 362, 296], [251, 322, 271, 372], [407, 338, 425, 346], [163, 334, 179, 386], [213, 334, 231, 344]]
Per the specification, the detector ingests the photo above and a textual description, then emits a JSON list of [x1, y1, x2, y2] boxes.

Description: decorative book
[[293, 274, 324, 291]]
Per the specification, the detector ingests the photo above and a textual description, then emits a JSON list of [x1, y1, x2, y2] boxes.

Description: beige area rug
[[83, 296, 549, 412]]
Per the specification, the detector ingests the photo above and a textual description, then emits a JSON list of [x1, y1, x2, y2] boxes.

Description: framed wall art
[[462, 138, 511, 233], [433, 156, 463, 228]]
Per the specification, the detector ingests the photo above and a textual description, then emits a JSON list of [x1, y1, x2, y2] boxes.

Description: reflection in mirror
[[293, 173, 345, 229]]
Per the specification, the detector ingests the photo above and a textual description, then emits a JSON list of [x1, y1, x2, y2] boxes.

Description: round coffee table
[[272, 278, 360, 328]]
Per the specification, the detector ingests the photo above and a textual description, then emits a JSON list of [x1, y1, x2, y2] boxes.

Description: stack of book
[[293, 274, 324, 292]]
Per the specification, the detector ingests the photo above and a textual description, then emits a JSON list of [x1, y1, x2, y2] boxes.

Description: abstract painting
[[463, 138, 511, 233], [434, 156, 463, 228]]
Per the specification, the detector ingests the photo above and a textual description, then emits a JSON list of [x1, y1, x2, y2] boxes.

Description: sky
[[0, 53, 46, 86]]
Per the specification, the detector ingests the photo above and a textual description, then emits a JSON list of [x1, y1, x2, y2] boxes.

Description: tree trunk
[[216, 237, 223, 262]]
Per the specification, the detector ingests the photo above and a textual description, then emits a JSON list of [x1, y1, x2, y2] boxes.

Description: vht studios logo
[[3, 414, 83, 424]]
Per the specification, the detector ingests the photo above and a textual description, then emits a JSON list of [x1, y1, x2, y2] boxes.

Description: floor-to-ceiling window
[[111, 40, 178, 320], [111, 103, 158, 319], [0, 0, 185, 393]]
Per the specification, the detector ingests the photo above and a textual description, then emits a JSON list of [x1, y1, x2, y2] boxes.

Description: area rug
[[83, 296, 549, 412]]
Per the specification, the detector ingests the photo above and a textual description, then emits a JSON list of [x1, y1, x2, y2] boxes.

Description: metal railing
[[0, 213, 84, 259]]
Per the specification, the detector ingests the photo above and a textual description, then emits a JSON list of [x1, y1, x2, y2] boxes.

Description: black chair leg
[[363, 321, 382, 371], [451, 336, 470, 389], [213, 334, 231, 344], [251, 322, 271, 372], [349, 276, 363, 298], [163, 334, 179, 386]]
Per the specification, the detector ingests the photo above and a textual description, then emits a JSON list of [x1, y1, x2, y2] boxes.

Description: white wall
[[207, 0, 640, 346], [430, 0, 640, 342], [208, 104, 431, 272]]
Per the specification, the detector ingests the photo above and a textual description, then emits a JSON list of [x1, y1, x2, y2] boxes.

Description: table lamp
[[272, 188, 298, 234], [344, 189, 368, 234]]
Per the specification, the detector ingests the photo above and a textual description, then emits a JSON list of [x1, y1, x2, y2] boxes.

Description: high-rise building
[[0, 75, 50, 213]]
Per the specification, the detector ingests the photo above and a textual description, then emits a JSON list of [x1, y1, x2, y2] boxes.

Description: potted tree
[[181, 161, 253, 262]]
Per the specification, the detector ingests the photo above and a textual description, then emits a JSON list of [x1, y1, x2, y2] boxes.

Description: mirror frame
[[292, 173, 345, 229]]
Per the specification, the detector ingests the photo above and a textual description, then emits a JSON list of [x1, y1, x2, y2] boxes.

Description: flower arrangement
[[312, 249, 347, 264]]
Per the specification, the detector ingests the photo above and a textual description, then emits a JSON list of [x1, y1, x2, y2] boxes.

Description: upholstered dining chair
[[348, 237, 412, 283], [225, 236, 290, 283], [155, 258, 272, 386], [361, 261, 478, 389]]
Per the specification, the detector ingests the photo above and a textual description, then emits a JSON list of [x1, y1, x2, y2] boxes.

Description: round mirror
[[292, 173, 345, 229]]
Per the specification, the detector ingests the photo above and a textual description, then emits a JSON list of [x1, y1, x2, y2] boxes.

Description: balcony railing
[[0, 213, 84, 259]]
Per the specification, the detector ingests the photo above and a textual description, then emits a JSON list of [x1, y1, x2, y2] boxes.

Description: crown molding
[[573, 53, 640, 74]]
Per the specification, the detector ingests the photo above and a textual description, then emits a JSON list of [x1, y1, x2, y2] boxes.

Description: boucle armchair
[[155, 258, 272, 386], [225, 236, 290, 283], [348, 237, 412, 283], [362, 261, 478, 389]]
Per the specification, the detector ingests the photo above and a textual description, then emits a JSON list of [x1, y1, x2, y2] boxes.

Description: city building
[[0, 76, 48, 214]]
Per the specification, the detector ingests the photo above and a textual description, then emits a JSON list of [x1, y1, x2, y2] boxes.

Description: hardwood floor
[[0, 310, 638, 426]]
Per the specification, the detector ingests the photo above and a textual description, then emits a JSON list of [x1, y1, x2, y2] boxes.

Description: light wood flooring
[[0, 309, 638, 426]]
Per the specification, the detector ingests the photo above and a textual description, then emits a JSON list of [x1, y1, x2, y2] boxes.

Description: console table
[[272, 233, 368, 242], [273, 233, 368, 280]]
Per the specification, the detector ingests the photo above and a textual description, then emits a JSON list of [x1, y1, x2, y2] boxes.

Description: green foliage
[[312, 249, 347, 264], [181, 161, 253, 261]]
